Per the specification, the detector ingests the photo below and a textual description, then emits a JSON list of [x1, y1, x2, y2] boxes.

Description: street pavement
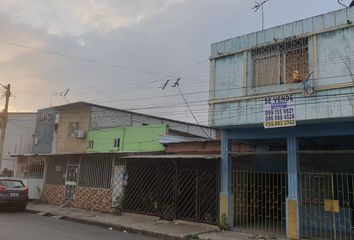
[[0, 211, 157, 240]]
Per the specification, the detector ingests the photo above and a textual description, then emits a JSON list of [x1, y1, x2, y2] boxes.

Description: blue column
[[220, 130, 233, 226], [287, 136, 300, 239]]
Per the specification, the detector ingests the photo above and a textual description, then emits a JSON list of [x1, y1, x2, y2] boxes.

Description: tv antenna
[[337, 0, 348, 8], [252, 0, 270, 30], [50, 88, 70, 106]]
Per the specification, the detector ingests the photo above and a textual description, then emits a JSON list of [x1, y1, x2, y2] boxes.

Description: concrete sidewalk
[[26, 203, 285, 239], [26, 203, 218, 239]]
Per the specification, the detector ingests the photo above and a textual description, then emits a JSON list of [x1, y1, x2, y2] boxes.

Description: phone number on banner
[[264, 120, 296, 128]]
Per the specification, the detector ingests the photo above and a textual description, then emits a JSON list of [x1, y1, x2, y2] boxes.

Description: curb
[[26, 208, 188, 240]]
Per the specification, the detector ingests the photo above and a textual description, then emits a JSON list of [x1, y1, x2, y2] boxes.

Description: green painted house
[[87, 124, 167, 153]]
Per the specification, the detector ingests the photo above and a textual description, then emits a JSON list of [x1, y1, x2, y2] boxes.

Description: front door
[[65, 166, 79, 200]]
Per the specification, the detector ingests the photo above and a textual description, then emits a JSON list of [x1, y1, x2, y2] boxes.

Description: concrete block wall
[[91, 107, 133, 129], [91, 106, 215, 139]]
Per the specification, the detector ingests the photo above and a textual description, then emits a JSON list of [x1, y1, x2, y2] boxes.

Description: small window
[[68, 122, 80, 137], [88, 140, 94, 149], [113, 138, 120, 148], [142, 123, 149, 126]]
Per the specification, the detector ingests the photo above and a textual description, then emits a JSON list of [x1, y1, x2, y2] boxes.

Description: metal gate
[[233, 171, 288, 236], [65, 165, 79, 200], [300, 173, 354, 240], [123, 158, 219, 224]]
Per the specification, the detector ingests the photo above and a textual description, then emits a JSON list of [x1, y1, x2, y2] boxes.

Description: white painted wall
[[1, 113, 37, 172], [21, 178, 44, 200]]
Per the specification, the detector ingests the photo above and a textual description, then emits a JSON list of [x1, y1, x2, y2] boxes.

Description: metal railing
[[124, 158, 219, 224], [300, 172, 354, 240], [232, 171, 288, 236], [78, 154, 113, 189]]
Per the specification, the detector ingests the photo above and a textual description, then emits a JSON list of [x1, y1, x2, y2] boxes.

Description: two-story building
[[210, 7, 354, 239], [52, 101, 216, 154]]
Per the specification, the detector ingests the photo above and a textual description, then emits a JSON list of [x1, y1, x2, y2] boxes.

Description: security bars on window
[[252, 37, 309, 87]]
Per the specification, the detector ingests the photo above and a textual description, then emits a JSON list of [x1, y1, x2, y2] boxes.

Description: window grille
[[252, 37, 309, 87], [28, 161, 45, 178]]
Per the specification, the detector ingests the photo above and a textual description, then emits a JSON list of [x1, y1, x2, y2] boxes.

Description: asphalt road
[[0, 211, 157, 240]]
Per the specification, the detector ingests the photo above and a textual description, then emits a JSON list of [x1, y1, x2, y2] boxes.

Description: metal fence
[[232, 171, 288, 236], [45, 155, 69, 185], [300, 173, 354, 240], [78, 154, 113, 189], [123, 158, 219, 224]]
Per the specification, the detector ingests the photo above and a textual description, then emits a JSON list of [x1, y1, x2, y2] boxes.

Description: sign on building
[[264, 94, 296, 128]]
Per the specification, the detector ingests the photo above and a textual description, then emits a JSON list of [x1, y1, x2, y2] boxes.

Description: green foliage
[[218, 213, 231, 231]]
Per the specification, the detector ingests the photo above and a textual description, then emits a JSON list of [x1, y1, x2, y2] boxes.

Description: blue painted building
[[210, 7, 354, 239]]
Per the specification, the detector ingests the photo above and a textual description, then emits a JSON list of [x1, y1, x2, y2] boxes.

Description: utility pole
[[0, 84, 11, 172]]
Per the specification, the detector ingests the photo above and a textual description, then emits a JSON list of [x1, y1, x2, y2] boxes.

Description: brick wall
[[72, 187, 112, 213], [42, 184, 65, 205]]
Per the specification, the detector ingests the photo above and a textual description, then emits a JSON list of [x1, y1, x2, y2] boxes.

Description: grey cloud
[[0, 0, 344, 123]]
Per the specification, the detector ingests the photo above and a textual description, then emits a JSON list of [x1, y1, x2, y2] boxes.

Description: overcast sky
[[0, 0, 349, 124]]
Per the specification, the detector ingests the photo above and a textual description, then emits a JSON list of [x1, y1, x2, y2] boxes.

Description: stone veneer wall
[[72, 187, 112, 213], [42, 184, 65, 205]]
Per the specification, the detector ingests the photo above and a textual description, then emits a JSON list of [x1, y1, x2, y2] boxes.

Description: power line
[[10, 54, 354, 99], [0, 39, 208, 80], [10, 68, 354, 104], [172, 78, 211, 139], [16, 71, 350, 111], [8, 93, 354, 127], [10, 87, 354, 114], [7, 68, 354, 124]]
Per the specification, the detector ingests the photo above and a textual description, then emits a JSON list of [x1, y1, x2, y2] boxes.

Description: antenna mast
[[337, 0, 348, 8], [253, 0, 270, 30]]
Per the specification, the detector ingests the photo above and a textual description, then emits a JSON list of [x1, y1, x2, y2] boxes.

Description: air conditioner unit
[[75, 130, 85, 139], [54, 113, 60, 124]]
